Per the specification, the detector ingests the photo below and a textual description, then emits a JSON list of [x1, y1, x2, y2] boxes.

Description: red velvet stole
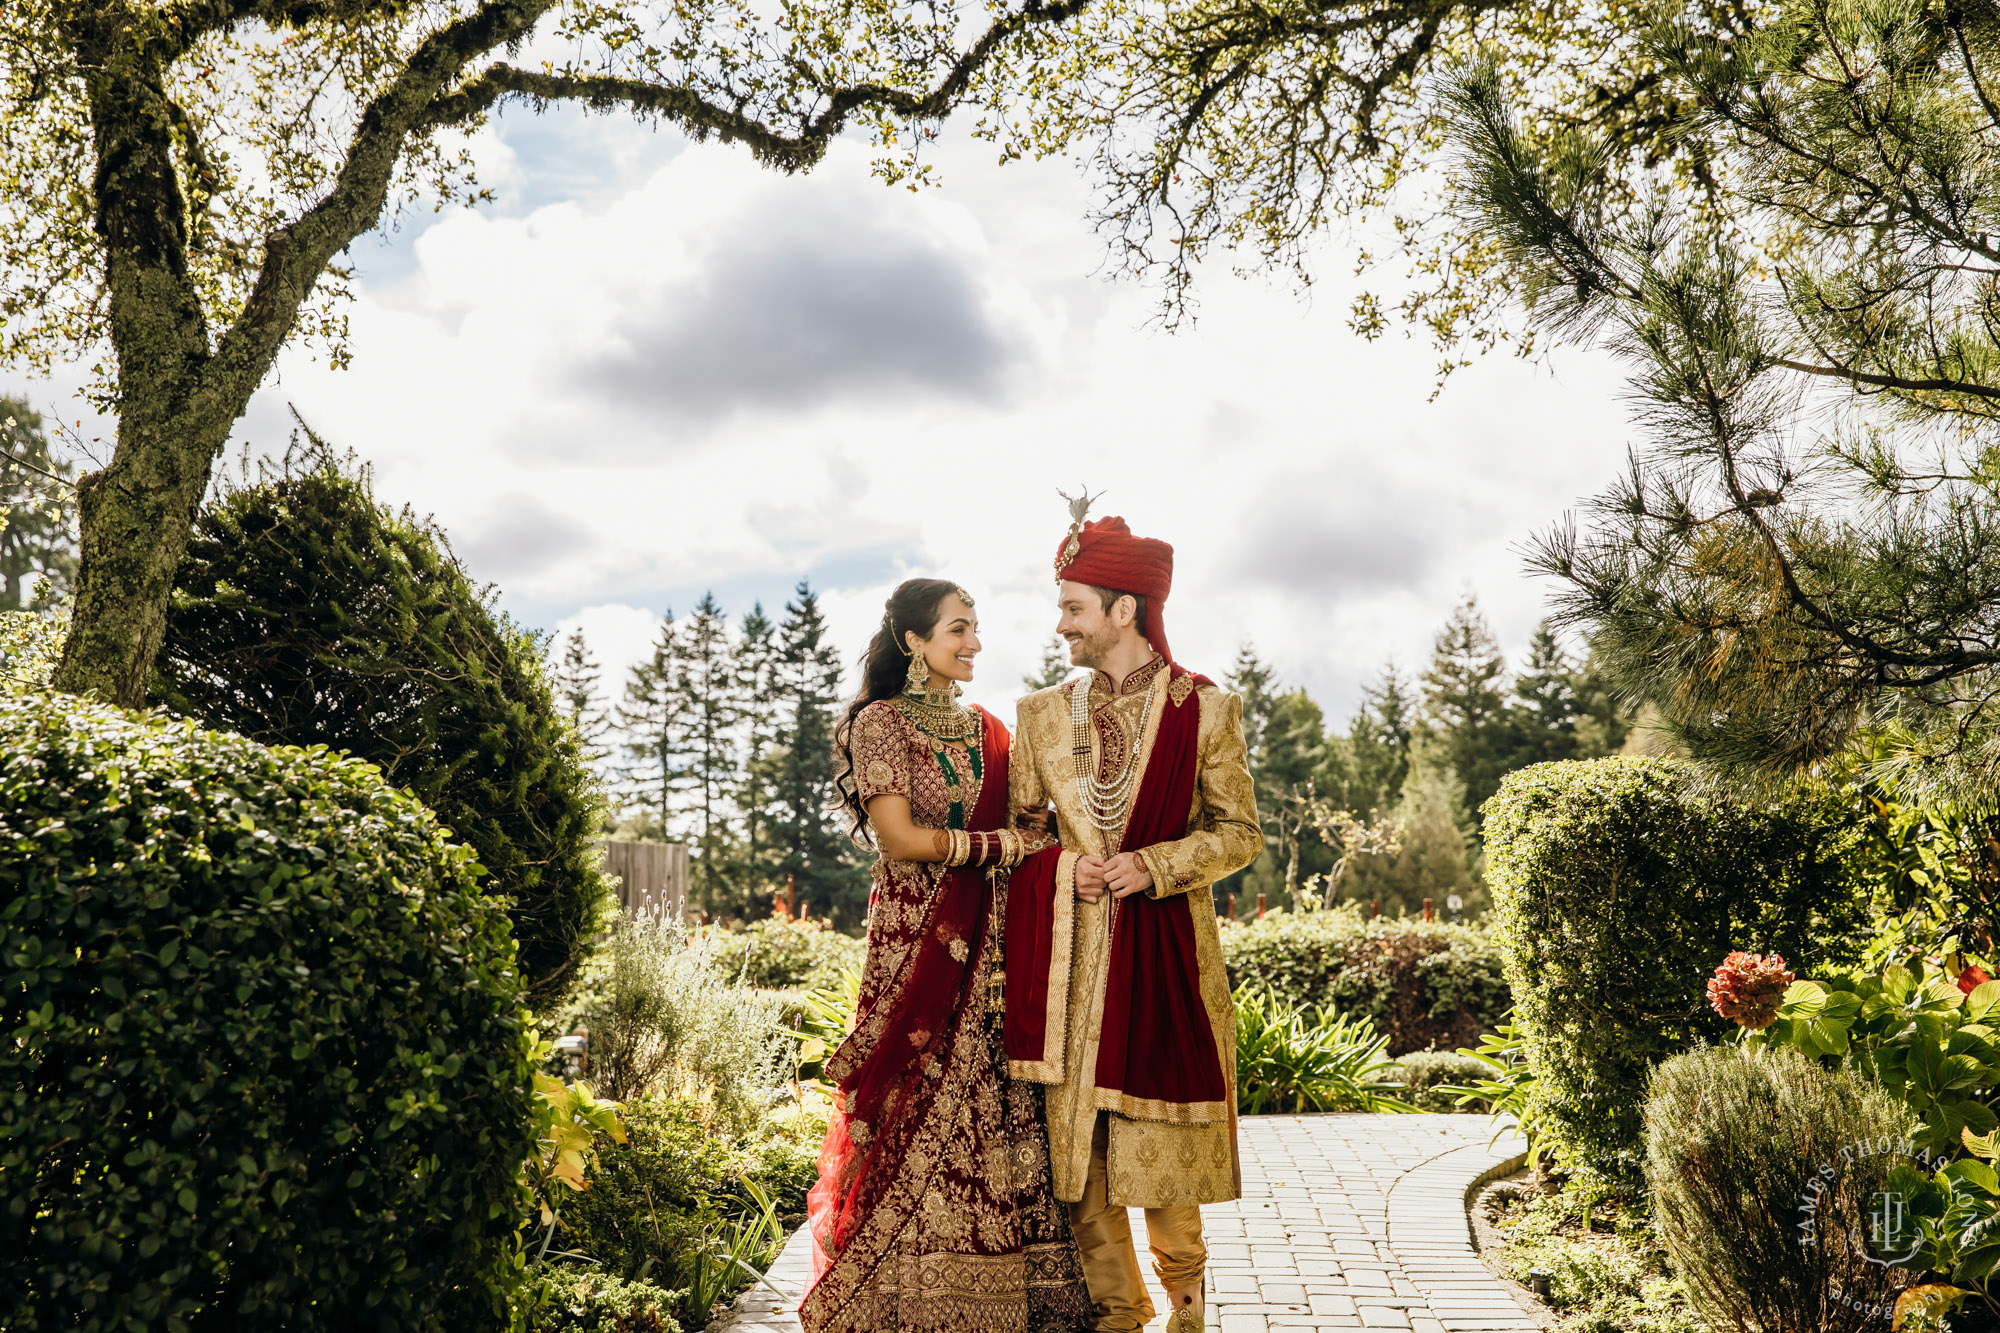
[[1002, 846, 1065, 1073], [1095, 666, 1227, 1110], [804, 706, 1009, 1284]]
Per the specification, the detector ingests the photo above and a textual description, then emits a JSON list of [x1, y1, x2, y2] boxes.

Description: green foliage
[[1484, 757, 1876, 1186], [152, 450, 609, 1010], [1388, 1051, 1494, 1112], [722, 917, 867, 992], [526, 1067, 629, 1245], [1023, 634, 1075, 692], [762, 583, 868, 926], [0, 693, 535, 1332], [1483, 1188, 1703, 1333], [1218, 904, 1511, 1056], [0, 398, 75, 610], [1232, 984, 1418, 1114], [1337, 756, 1482, 918], [1436, 1022, 1560, 1172], [612, 584, 864, 927], [1643, 1045, 1915, 1333], [519, 1270, 686, 1333], [554, 1097, 812, 1323], [1748, 963, 2000, 1156], [1445, 0, 2000, 806], [1422, 594, 1513, 823], [0, 593, 64, 693], [565, 914, 791, 1132]]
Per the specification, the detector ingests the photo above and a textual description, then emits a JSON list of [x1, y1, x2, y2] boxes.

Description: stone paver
[[713, 1113, 1536, 1332]]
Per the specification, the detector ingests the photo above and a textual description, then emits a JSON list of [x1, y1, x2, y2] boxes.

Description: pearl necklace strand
[[1070, 673, 1153, 834]]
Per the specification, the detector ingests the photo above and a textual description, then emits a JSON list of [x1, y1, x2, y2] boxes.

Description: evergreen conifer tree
[[770, 581, 867, 925], [1226, 644, 1279, 764], [1445, 13, 2000, 804], [734, 602, 781, 899], [1024, 635, 1075, 691], [0, 399, 77, 611], [549, 627, 608, 761], [1347, 664, 1415, 812], [674, 593, 741, 916], [615, 615, 686, 842], [1422, 595, 1513, 824], [1340, 754, 1480, 916], [1508, 622, 1584, 768]]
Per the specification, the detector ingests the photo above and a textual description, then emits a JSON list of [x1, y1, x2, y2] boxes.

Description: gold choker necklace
[[893, 681, 981, 742]]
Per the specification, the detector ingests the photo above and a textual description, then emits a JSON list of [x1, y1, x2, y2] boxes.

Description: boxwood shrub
[[1219, 905, 1511, 1055], [0, 694, 536, 1332], [1484, 757, 1874, 1187], [154, 452, 608, 1009]]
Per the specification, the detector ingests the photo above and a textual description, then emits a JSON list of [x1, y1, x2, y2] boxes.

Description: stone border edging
[[1385, 1128, 1543, 1332]]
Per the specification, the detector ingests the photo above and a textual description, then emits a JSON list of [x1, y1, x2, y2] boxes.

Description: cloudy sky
[[21, 102, 1637, 726]]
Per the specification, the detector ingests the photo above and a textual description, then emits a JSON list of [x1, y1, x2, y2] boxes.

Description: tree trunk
[[57, 412, 234, 704], [53, 24, 226, 706]]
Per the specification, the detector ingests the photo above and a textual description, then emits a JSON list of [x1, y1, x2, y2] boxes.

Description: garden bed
[[1470, 1172, 1698, 1333]]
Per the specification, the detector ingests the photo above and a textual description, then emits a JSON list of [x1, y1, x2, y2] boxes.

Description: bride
[[800, 578, 1093, 1333]]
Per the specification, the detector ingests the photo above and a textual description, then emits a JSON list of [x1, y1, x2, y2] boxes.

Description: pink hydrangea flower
[[1707, 951, 1796, 1030]]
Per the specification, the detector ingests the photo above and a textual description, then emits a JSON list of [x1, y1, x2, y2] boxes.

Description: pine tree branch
[[1771, 355, 2000, 403]]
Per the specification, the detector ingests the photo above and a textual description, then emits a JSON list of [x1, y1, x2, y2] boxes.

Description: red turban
[[1055, 516, 1176, 663]]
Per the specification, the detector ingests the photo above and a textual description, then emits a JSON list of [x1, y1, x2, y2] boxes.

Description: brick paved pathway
[[716, 1112, 1538, 1332]]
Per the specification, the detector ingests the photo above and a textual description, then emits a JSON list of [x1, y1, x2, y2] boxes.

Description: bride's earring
[[905, 640, 932, 694]]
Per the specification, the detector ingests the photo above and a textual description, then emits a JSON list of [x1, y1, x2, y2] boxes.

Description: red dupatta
[[1005, 663, 1228, 1118], [804, 705, 1010, 1284]]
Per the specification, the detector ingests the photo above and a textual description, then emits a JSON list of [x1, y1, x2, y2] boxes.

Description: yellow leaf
[[1895, 1284, 1971, 1330]]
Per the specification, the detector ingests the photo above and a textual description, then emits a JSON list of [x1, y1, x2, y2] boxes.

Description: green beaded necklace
[[928, 735, 983, 831]]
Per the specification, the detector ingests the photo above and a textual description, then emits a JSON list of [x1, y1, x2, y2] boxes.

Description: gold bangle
[[948, 830, 970, 866]]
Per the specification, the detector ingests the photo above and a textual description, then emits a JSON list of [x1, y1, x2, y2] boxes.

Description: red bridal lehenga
[[800, 696, 1094, 1333]]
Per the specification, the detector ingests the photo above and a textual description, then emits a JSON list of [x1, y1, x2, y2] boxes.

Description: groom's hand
[[1106, 852, 1154, 899], [1074, 855, 1109, 902]]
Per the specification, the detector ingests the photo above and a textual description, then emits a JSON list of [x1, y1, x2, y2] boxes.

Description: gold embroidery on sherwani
[[1009, 673, 1262, 1210]]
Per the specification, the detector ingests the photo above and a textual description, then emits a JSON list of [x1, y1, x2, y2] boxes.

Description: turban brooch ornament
[[1053, 486, 1101, 582]]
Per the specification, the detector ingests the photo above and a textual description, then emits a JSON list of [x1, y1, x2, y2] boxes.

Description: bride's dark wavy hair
[[832, 578, 965, 848]]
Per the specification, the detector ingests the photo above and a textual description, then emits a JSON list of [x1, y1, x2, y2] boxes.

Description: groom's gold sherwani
[[1010, 653, 1262, 1208]]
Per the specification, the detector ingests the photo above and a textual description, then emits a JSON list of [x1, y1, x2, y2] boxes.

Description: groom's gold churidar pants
[[1068, 1115, 1206, 1332]]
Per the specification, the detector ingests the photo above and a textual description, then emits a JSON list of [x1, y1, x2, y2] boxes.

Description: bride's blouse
[[846, 698, 990, 1025]]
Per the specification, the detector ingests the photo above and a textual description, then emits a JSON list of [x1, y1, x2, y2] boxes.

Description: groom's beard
[[1065, 624, 1119, 670]]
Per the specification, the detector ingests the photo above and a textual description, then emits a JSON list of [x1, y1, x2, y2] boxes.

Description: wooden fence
[[596, 840, 689, 918]]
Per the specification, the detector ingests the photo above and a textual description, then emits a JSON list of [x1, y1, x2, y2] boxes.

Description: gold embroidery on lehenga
[[804, 700, 1092, 1333]]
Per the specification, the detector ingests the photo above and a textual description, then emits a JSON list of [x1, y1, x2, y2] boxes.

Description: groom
[[1004, 502, 1263, 1333]]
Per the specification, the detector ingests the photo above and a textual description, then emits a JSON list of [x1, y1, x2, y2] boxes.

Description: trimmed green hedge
[[154, 456, 608, 1009], [1219, 906, 1511, 1056], [1484, 757, 1874, 1187], [0, 695, 535, 1332]]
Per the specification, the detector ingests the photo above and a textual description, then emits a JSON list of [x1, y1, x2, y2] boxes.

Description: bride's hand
[[1016, 805, 1055, 835]]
